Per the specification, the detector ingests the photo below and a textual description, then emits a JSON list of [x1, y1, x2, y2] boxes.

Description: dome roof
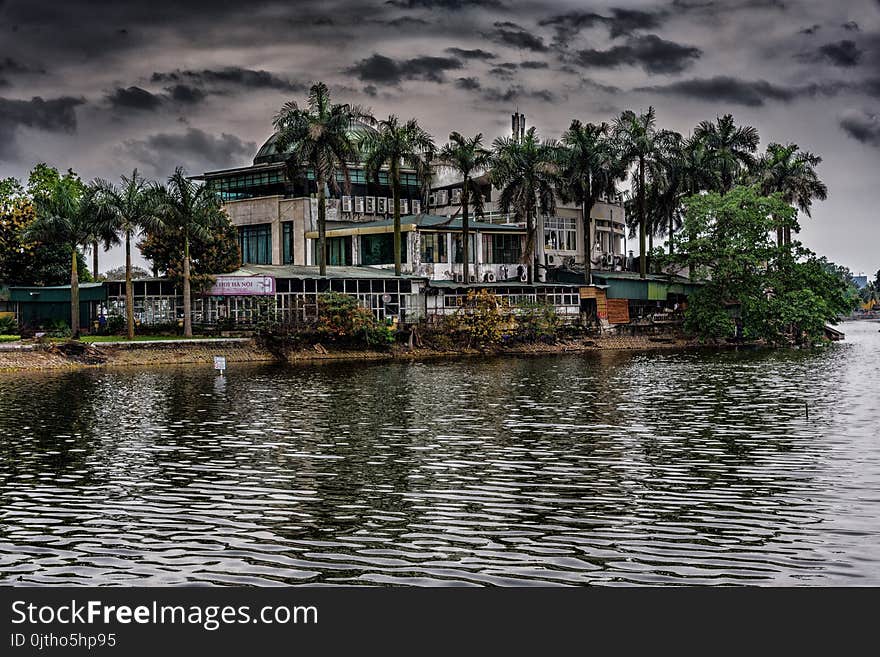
[[253, 119, 376, 165]]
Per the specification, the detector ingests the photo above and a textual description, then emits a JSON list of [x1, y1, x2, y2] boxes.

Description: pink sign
[[209, 275, 276, 296]]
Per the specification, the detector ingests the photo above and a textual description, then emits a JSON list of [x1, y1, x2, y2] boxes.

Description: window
[[282, 222, 295, 264], [482, 233, 522, 263], [238, 224, 272, 264], [544, 216, 577, 251], [327, 237, 352, 266], [360, 234, 407, 265], [420, 233, 447, 263], [452, 234, 477, 264]]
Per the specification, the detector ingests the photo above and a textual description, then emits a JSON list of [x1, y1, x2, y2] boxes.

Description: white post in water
[[213, 355, 227, 377]]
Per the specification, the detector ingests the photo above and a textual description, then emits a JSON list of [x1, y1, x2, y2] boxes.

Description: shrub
[[107, 315, 126, 335], [514, 301, 560, 343], [0, 314, 17, 334], [47, 318, 71, 339], [0, 335, 21, 343], [456, 290, 509, 350], [316, 292, 395, 349]]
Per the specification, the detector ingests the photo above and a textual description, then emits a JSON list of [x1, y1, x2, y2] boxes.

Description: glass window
[[452, 234, 477, 264], [483, 233, 522, 264], [360, 234, 407, 265], [327, 237, 352, 266], [238, 224, 272, 264], [282, 222, 295, 264], [544, 216, 577, 252], [420, 233, 447, 263]]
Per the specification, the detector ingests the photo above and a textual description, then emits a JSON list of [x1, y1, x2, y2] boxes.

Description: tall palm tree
[[753, 142, 827, 246], [557, 120, 624, 283], [360, 115, 435, 276], [490, 127, 558, 284], [273, 82, 370, 276], [93, 169, 156, 340], [436, 132, 492, 282], [693, 114, 759, 194], [24, 183, 111, 338], [148, 168, 225, 338], [613, 107, 658, 279]]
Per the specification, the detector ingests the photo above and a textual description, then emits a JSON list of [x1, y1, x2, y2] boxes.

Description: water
[[1, 322, 877, 586]]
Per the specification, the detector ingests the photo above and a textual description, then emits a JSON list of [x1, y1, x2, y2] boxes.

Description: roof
[[224, 264, 426, 280], [308, 213, 526, 238], [428, 280, 585, 290], [591, 271, 701, 285]]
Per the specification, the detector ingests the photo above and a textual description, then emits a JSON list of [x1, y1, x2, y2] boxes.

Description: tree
[[557, 120, 623, 283], [490, 127, 559, 284], [613, 107, 658, 278], [437, 132, 491, 282], [360, 115, 435, 276], [673, 186, 854, 343], [693, 114, 759, 194], [93, 170, 157, 340], [753, 142, 827, 246], [146, 168, 229, 337], [22, 178, 110, 338], [273, 82, 369, 276]]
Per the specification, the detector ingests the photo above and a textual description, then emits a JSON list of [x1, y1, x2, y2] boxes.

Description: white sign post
[[213, 355, 227, 376]]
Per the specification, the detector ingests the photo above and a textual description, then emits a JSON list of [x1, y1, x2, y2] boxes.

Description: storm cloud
[[839, 110, 880, 147], [0, 95, 84, 159], [347, 54, 463, 84], [122, 128, 256, 178], [575, 35, 701, 74]]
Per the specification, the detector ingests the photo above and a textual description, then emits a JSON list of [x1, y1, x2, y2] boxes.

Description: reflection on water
[[1, 322, 878, 586]]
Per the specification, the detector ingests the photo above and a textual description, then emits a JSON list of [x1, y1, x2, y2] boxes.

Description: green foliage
[[316, 292, 395, 349], [106, 315, 126, 335], [456, 289, 509, 350], [675, 186, 854, 344], [0, 335, 21, 342], [0, 314, 18, 334], [47, 319, 72, 338], [514, 301, 560, 343]]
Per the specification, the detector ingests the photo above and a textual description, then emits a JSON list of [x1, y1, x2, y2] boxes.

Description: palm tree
[[436, 132, 492, 282], [693, 114, 759, 194], [360, 115, 435, 276], [93, 169, 156, 340], [24, 183, 111, 338], [557, 120, 624, 283], [490, 127, 558, 284], [613, 107, 659, 279], [273, 82, 370, 276], [148, 168, 225, 338], [753, 142, 827, 246]]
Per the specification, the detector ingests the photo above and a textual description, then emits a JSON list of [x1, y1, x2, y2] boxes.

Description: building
[[200, 119, 422, 267]]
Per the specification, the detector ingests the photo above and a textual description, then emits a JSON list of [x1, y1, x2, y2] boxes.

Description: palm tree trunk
[[526, 209, 535, 285], [183, 234, 192, 338], [92, 240, 99, 279], [317, 177, 327, 276], [70, 247, 80, 339], [583, 199, 592, 285], [462, 179, 470, 283], [392, 163, 402, 277], [668, 211, 674, 256], [125, 229, 134, 340], [783, 226, 791, 246], [638, 156, 646, 279]]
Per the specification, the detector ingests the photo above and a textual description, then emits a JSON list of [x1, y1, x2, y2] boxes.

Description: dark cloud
[[123, 127, 256, 178], [106, 86, 162, 111], [385, 0, 502, 8], [799, 24, 820, 35], [455, 76, 481, 90], [839, 110, 880, 146], [485, 21, 548, 51], [636, 76, 806, 106], [488, 62, 518, 77], [165, 84, 206, 104], [381, 16, 429, 27], [150, 67, 302, 92], [841, 21, 859, 32], [479, 84, 556, 104], [444, 47, 496, 60], [0, 95, 84, 160], [519, 60, 549, 69], [575, 34, 701, 74], [347, 54, 462, 84], [812, 40, 863, 67], [539, 8, 665, 46]]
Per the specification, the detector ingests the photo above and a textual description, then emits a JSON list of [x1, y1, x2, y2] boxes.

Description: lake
[[1, 321, 877, 585]]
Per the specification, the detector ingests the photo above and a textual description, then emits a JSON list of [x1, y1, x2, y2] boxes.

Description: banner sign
[[209, 276, 275, 296]]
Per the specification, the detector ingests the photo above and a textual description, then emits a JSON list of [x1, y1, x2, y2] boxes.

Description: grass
[[0, 335, 22, 343]]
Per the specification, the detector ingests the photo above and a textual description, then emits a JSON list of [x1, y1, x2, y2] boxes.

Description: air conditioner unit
[[454, 273, 464, 282], [486, 272, 496, 282], [547, 254, 555, 264], [428, 193, 437, 207], [411, 199, 421, 215], [341, 196, 352, 213], [354, 196, 365, 214], [437, 190, 448, 206], [451, 188, 462, 204], [365, 196, 376, 214], [387, 197, 394, 213], [399, 199, 409, 215], [519, 272, 528, 282], [469, 274, 477, 283], [377, 197, 387, 214]]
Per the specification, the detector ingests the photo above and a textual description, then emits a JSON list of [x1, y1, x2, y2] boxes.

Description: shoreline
[[0, 333, 716, 372]]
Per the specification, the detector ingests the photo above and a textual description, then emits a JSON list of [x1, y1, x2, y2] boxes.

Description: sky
[[0, 0, 878, 276]]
